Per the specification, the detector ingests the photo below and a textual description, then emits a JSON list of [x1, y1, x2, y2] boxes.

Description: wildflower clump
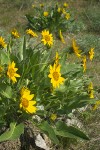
[[0, 13, 98, 145], [26, 2, 72, 39]]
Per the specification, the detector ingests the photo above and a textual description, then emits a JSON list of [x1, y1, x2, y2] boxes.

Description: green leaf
[[0, 122, 24, 142], [23, 36, 26, 59], [61, 63, 82, 76], [40, 50, 52, 72], [2, 86, 13, 99], [0, 51, 10, 65], [39, 121, 59, 144], [55, 121, 89, 140], [18, 36, 26, 61]]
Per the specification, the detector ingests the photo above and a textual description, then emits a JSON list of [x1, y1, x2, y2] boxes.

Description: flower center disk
[[9, 68, 15, 77], [53, 71, 59, 81], [44, 35, 50, 42], [22, 98, 29, 108]]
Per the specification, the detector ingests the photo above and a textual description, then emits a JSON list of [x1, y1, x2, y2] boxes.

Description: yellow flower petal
[[72, 39, 82, 58], [89, 48, 94, 61], [7, 61, 20, 83], [26, 29, 38, 37], [41, 30, 53, 47], [48, 62, 64, 88], [20, 87, 37, 114], [11, 29, 20, 38], [0, 36, 7, 48]]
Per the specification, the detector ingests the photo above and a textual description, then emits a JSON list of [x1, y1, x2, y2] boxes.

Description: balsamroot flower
[[43, 11, 49, 17], [55, 52, 60, 68], [63, 2, 69, 8], [7, 61, 20, 83], [40, 4, 44, 7], [0, 66, 3, 77], [11, 29, 20, 38], [88, 82, 94, 99], [50, 113, 57, 121], [82, 55, 86, 72], [57, 7, 61, 13], [48, 63, 64, 88], [59, 30, 65, 44], [62, 8, 66, 14], [0, 36, 7, 48], [41, 30, 53, 47], [20, 87, 37, 114], [72, 39, 82, 58], [93, 100, 100, 110], [26, 29, 38, 37], [89, 47, 94, 61], [65, 13, 70, 20], [32, 4, 35, 8]]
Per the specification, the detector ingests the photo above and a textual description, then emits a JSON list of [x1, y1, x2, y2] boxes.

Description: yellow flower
[[20, 87, 37, 114], [0, 36, 7, 48], [40, 4, 44, 7], [89, 47, 94, 61], [26, 29, 38, 37], [20, 87, 30, 96], [93, 100, 100, 110], [55, 52, 59, 66], [50, 113, 57, 121], [43, 11, 49, 17], [48, 63, 65, 88], [88, 82, 94, 98], [0, 66, 3, 77], [41, 30, 53, 47], [65, 13, 70, 20], [7, 61, 20, 83], [11, 29, 20, 38], [32, 4, 35, 8], [62, 8, 66, 14], [59, 30, 65, 44], [82, 55, 86, 72], [63, 2, 69, 8], [72, 39, 82, 58], [57, 7, 61, 13]]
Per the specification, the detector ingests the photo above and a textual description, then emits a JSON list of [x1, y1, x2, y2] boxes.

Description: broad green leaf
[[61, 63, 82, 76], [23, 36, 26, 59], [18, 36, 26, 61], [0, 122, 24, 142], [2, 86, 12, 99], [1, 51, 10, 65], [39, 121, 59, 144], [55, 121, 89, 140], [40, 50, 52, 72]]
